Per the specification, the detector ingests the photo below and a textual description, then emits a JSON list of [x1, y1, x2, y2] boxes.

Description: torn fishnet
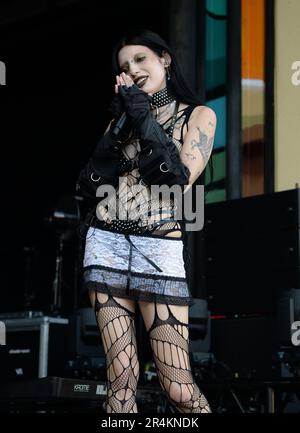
[[94, 293, 139, 413], [148, 307, 211, 413]]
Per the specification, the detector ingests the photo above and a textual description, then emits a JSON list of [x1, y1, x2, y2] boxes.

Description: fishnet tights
[[148, 304, 211, 413], [94, 293, 211, 413], [94, 293, 139, 413]]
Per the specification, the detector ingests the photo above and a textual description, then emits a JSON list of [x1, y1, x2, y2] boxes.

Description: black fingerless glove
[[119, 85, 190, 187], [118, 84, 152, 129], [76, 128, 121, 200]]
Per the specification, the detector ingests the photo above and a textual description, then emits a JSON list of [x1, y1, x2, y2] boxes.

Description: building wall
[[275, 0, 300, 191]]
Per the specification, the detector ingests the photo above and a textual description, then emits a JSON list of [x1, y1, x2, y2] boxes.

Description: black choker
[[151, 87, 175, 108]]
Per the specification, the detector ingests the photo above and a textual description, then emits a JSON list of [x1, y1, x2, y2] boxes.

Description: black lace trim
[[84, 281, 194, 306]]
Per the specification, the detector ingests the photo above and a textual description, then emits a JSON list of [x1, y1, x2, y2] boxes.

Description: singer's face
[[118, 45, 167, 94]]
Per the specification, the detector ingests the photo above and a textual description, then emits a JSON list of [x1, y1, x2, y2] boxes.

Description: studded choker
[[151, 87, 175, 108]]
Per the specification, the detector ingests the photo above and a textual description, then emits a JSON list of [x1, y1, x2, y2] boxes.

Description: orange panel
[[242, 0, 265, 80]]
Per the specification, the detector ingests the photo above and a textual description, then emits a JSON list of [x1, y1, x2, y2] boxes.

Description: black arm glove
[[76, 127, 121, 200], [118, 85, 190, 187]]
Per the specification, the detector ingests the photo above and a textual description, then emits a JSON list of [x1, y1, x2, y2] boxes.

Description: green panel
[[205, 15, 226, 61], [206, 149, 226, 184], [206, 0, 227, 16], [204, 0, 227, 204], [205, 15, 227, 90], [205, 188, 226, 204], [205, 150, 226, 203]]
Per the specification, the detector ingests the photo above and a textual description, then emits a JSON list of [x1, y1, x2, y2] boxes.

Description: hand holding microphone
[[110, 73, 133, 139], [114, 72, 152, 131]]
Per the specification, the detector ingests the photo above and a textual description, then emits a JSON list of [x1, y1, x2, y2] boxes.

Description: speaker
[[204, 188, 300, 315], [0, 316, 68, 384], [67, 308, 104, 358]]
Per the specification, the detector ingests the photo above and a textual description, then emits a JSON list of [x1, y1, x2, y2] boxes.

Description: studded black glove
[[118, 84, 152, 130]]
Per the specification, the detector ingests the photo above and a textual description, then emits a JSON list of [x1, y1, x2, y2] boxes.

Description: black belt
[[92, 217, 151, 234]]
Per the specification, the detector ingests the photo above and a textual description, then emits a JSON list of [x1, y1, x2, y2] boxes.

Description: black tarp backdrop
[[0, 1, 170, 314]]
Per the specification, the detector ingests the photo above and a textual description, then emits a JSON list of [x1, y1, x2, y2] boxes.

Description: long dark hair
[[112, 29, 203, 107], [112, 29, 213, 192]]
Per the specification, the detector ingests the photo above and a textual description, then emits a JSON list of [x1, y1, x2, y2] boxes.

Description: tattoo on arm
[[184, 152, 196, 160], [190, 127, 214, 166]]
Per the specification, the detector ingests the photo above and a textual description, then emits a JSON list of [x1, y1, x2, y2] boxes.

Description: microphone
[[112, 112, 128, 138]]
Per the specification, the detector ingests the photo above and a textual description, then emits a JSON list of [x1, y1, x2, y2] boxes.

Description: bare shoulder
[[189, 105, 217, 126]]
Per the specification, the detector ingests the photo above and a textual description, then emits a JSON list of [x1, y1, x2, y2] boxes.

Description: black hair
[[112, 28, 214, 194]]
